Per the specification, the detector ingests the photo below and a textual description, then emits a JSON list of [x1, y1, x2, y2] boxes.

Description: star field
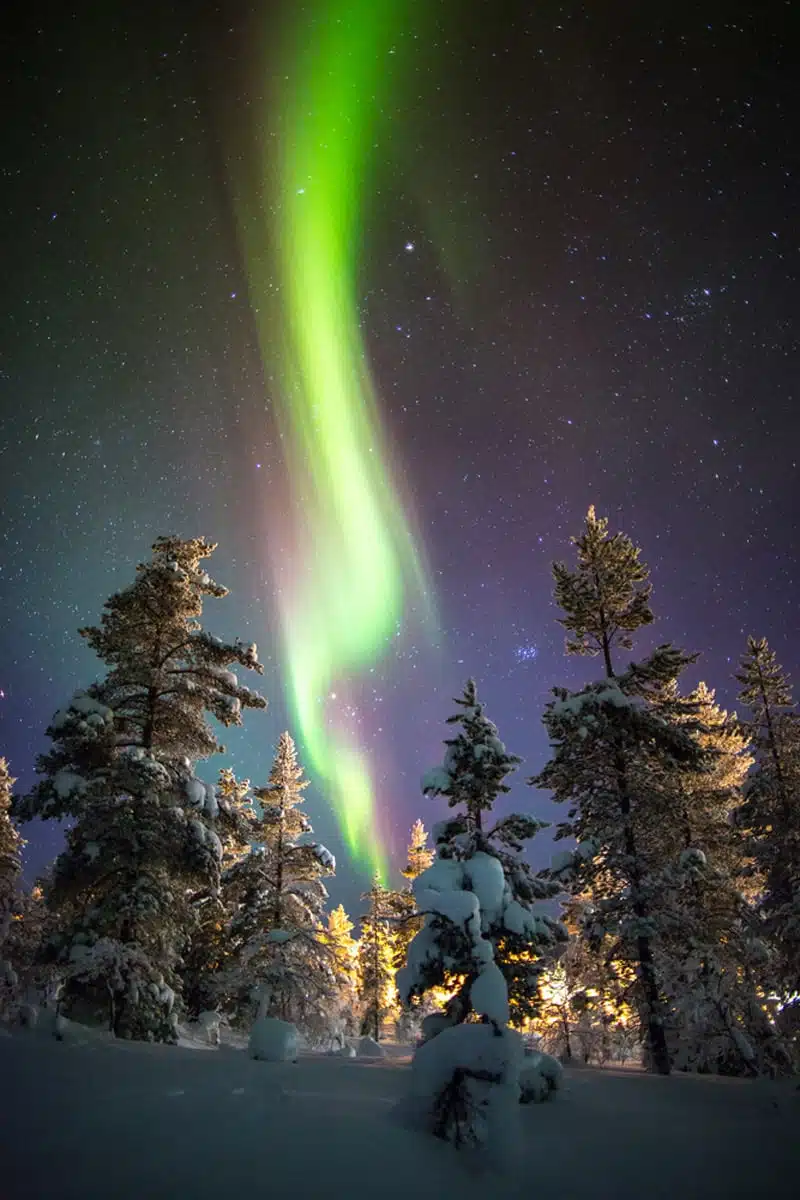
[[0, 0, 797, 913]]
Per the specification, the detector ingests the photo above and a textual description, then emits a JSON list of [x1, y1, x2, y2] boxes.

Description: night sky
[[1, 0, 797, 916]]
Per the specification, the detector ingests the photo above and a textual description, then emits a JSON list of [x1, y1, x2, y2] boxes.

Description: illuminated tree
[[533, 508, 703, 1075], [358, 878, 398, 1041], [0, 758, 22, 946], [323, 903, 359, 1028], [217, 733, 336, 1029], [402, 819, 435, 883], [736, 637, 800, 1016], [648, 683, 789, 1074], [12, 536, 267, 1041]]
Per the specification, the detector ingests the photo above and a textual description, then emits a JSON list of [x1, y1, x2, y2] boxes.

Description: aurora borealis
[[1, 0, 798, 913], [239, 0, 436, 879]]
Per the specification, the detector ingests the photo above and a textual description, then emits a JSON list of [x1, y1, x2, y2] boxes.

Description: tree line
[[0, 515, 797, 1076]]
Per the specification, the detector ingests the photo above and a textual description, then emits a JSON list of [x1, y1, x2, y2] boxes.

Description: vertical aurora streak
[[240, 0, 435, 880]]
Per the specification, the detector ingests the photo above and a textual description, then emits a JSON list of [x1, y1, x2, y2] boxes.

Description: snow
[[519, 1050, 564, 1104], [421, 765, 452, 795], [500, 899, 538, 937], [53, 770, 87, 799], [356, 1036, 386, 1058], [413, 855, 464, 897], [311, 842, 336, 871], [550, 848, 575, 874], [416, 886, 480, 929], [463, 852, 506, 925], [469, 961, 509, 1025], [680, 847, 708, 869], [266, 930, 293, 944], [248, 1018, 299, 1062], [551, 682, 645, 718], [1, 1033, 798, 1199]]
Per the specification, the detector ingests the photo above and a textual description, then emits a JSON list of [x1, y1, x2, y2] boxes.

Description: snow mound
[[463, 852, 506, 925], [357, 1036, 386, 1058], [519, 1050, 563, 1104], [470, 961, 509, 1025], [248, 1018, 299, 1063]]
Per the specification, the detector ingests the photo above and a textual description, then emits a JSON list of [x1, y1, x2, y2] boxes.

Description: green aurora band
[[241, 0, 435, 880]]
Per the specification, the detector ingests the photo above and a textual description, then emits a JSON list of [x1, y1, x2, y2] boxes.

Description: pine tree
[[358, 878, 398, 1041], [736, 637, 800, 1018], [0, 758, 22, 946], [220, 733, 336, 1030], [12, 536, 267, 1040], [398, 679, 563, 1029], [532, 508, 703, 1075]]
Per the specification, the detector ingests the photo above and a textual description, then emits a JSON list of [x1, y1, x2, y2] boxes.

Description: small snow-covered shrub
[[248, 1017, 299, 1062], [406, 1022, 524, 1152]]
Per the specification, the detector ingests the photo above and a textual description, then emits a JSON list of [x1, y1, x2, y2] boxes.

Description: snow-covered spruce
[[214, 733, 337, 1036], [0, 757, 23, 1015], [11, 537, 267, 1041], [397, 680, 564, 1147], [736, 637, 800, 1048]]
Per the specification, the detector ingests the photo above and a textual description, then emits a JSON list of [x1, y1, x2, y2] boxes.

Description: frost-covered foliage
[[0, 758, 22, 948], [12, 537, 267, 1041], [318, 904, 360, 1044], [181, 768, 260, 1019], [736, 637, 800, 1033], [532, 508, 706, 1076], [358, 880, 400, 1040], [402, 818, 436, 882], [215, 733, 336, 1032], [651, 683, 792, 1076]]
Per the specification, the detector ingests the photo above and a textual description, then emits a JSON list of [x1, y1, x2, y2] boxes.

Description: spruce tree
[[532, 508, 703, 1075], [181, 768, 257, 1018], [0, 758, 22, 946], [220, 733, 336, 1029], [358, 878, 398, 1041], [736, 637, 800, 1017], [0, 757, 23, 1012], [652, 684, 789, 1074], [12, 536, 267, 1040], [399, 679, 563, 1029]]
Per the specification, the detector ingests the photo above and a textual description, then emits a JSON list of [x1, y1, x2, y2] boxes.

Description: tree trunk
[[616, 749, 671, 1076]]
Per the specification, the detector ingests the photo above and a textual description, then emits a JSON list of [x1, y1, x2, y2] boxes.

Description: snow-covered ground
[[1, 1028, 798, 1200]]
